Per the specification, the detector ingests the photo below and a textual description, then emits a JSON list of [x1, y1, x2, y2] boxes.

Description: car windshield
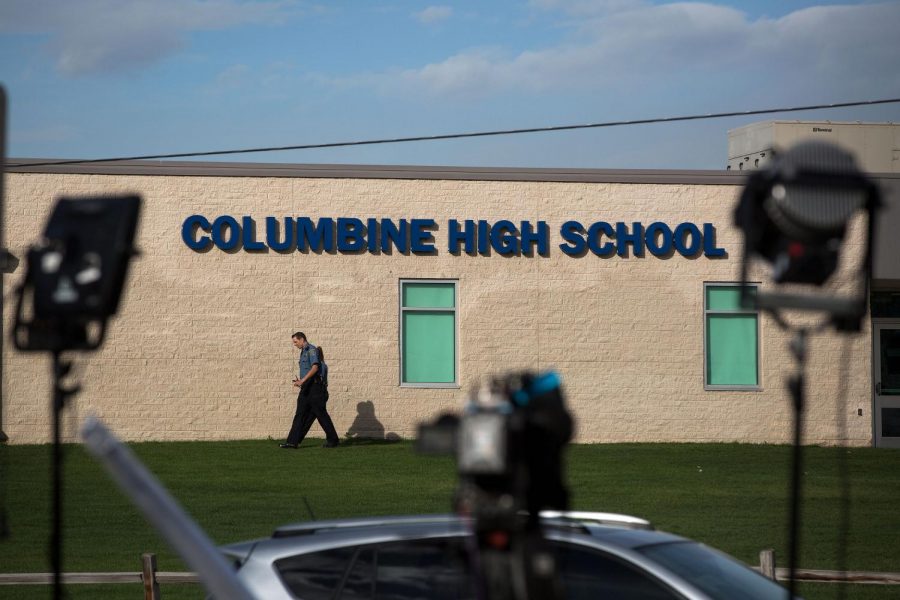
[[635, 541, 791, 600]]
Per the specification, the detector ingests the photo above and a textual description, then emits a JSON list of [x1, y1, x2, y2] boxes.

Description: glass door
[[874, 322, 900, 448]]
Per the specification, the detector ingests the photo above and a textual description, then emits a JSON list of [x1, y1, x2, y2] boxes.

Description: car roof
[[219, 511, 692, 565], [270, 510, 654, 539], [222, 511, 708, 600]]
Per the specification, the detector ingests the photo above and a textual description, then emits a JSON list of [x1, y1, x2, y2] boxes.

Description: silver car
[[220, 511, 789, 599]]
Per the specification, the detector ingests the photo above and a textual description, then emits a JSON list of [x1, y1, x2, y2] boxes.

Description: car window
[[277, 537, 475, 600], [370, 538, 474, 600], [636, 542, 788, 600], [340, 547, 375, 600], [275, 546, 356, 600], [554, 541, 683, 600], [275, 536, 689, 600]]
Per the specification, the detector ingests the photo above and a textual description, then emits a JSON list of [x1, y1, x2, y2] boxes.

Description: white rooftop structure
[[727, 121, 900, 173]]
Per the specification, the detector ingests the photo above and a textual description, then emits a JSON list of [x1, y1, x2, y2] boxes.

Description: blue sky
[[1, 0, 899, 169]]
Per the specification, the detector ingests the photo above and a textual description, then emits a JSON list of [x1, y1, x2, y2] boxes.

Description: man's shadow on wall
[[343, 401, 401, 445]]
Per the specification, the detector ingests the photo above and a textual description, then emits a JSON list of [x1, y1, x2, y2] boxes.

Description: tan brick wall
[[1, 171, 874, 445]]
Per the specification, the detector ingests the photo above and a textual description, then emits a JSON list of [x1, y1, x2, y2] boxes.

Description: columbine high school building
[[3, 161, 900, 447]]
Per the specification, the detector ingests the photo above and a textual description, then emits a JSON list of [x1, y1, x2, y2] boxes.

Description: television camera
[[417, 370, 574, 600]]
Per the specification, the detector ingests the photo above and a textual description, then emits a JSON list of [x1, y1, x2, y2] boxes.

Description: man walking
[[280, 332, 340, 449]]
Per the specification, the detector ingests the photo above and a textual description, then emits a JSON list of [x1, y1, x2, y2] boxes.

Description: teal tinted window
[[707, 315, 758, 385], [403, 283, 455, 308], [705, 284, 759, 388], [706, 286, 756, 311], [403, 312, 455, 383], [401, 281, 457, 385]]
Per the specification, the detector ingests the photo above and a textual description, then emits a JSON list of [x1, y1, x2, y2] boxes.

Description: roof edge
[[7, 158, 750, 185]]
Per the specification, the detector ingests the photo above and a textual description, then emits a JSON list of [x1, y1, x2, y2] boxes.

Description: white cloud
[[353, 2, 900, 101], [527, 0, 645, 16], [214, 64, 252, 89], [415, 6, 453, 25], [0, 0, 301, 76], [205, 61, 304, 102]]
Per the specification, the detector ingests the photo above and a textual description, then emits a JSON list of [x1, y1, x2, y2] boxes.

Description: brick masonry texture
[[1, 171, 874, 445]]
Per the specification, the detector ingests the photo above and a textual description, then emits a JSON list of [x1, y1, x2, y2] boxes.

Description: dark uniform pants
[[286, 379, 338, 446]]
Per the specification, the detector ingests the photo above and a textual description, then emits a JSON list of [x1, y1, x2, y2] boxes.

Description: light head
[[734, 140, 879, 331]]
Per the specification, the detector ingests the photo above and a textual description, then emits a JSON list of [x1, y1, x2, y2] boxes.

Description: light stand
[[785, 327, 807, 599], [734, 140, 880, 599], [0, 85, 7, 445], [13, 195, 141, 600], [0, 82, 10, 550], [49, 351, 80, 598]]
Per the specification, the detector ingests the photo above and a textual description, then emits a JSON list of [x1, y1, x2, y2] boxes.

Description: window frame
[[399, 278, 459, 388], [703, 282, 762, 391]]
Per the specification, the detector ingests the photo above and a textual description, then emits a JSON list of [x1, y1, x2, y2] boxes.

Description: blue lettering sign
[[587, 222, 615, 257], [211, 215, 240, 251], [702, 223, 726, 257], [337, 218, 365, 252], [616, 222, 644, 257], [410, 219, 436, 253], [559, 221, 587, 256], [521, 221, 549, 256], [478, 220, 490, 254], [182, 215, 212, 251], [297, 217, 335, 252], [241, 216, 266, 251], [266, 217, 295, 251], [381, 218, 409, 253], [645, 222, 673, 257], [448, 219, 476, 254], [490, 220, 519, 255], [673, 223, 702, 256], [181, 214, 725, 258], [366, 218, 379, 253]]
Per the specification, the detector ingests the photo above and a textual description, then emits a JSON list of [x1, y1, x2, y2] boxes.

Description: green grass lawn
[[0, 438, 898, 599]]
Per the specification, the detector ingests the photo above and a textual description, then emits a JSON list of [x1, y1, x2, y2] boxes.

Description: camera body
[[417, 370, 574, 600]]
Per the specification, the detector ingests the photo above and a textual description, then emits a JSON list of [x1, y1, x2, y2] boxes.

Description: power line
[[13, 97, 900, 168]]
